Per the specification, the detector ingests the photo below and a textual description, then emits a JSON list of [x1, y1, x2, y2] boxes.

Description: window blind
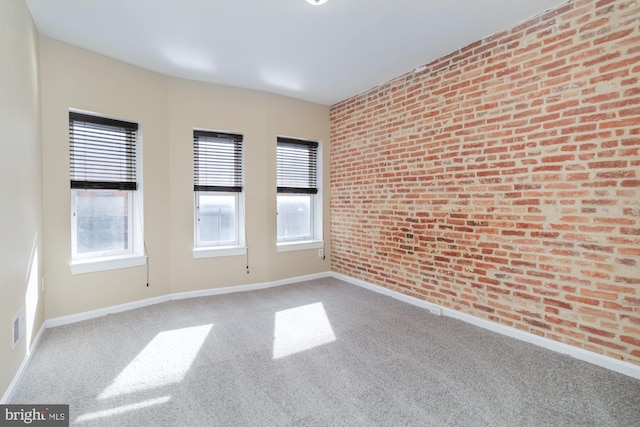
[[69, 112, 138, 190], [193, 130, 243, 192], [277, 137, 318, 194]]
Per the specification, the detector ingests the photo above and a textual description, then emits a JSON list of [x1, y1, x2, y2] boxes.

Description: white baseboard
[[9, 269, 637, 404], [4, 272, 331, 401], [46, 295, 170, 328], [46, 272, 333, 327], [1, 322, 46, 404], [333, 272, 640, 380], [171, 272, 332, 301]]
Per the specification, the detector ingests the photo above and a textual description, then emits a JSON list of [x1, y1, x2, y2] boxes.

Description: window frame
[[70, 189, 134, 259], [194, 190, 243, 248], [276, 136, 323, 251], [277, 193, 315, 242], [192, 129, 246, 258], [68, 110, 145, 274]]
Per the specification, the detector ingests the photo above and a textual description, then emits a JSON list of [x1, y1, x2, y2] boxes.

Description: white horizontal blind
[[193, 130, 243, 192], [277, 137, 318, 194], [69, 112, 138, 190]]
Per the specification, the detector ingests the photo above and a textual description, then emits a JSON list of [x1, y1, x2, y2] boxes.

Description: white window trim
[[192, 193, 247, 258], [71, 190, 136, 260], [193, 246, 247, 259], [70, 254, 147, 275], [277, 240, 324, 253], [276, 138, 323, 249], [193, 130, 245, 256], [69, 110, 145, 273], [195, 191, 245, 249], [277, 193, 315, 242]]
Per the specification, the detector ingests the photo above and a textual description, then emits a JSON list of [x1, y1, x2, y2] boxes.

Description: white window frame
[[68, 110, 145, 275], [193, 191, 246, 258], [276, 137, 323, 252], [192, 129, 246, 259], [71, 189, 134, 259], [277, 193, 315, 242]]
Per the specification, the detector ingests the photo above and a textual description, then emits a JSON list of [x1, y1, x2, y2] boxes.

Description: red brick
[[524, 318, 552, 330], [587, 336, 627, 351], [541, 154, 575, 163], [580, 325, 615, 338], [588, 160, 628, 169], [330, 0, 640, 366], [619, 247, 640, 256], [593, 29, 635, 46], [580, 289, 618, 300], [621, 335, 640, 347], [544, 298, 572, 309], [600, 56, 640, 73]]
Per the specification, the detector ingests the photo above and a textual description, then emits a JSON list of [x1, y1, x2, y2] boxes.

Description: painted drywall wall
[[0, 0, 44, 398], [39, 38, 172, 319], [265, 94, 332, 281], [331, 0, 640, 365], [39, 38, 330, 319], [167, 79, 330, 292]]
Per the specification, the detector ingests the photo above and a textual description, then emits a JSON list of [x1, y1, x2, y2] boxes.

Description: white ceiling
[[26, 0, 568, 106]]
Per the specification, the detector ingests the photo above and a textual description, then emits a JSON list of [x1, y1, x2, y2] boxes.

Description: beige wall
[[40, 38, 331, 318], [168, 79, 331, 291], [265, 94, 331, 281], [40, 38, 172, 319], [0, 0, 44, 398]]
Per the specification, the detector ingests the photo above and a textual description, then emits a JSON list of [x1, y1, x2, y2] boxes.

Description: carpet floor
[[9, 277, 640, 426]]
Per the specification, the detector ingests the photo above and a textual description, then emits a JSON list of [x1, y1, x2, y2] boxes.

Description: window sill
[[70, 254, 147, 275], [277, 240, 324, 253], [193, 246, 247, 259]]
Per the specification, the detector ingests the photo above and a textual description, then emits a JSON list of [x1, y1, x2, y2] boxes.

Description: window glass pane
[[74, 190, 130, 254], [198, 194, 236, 244], [277, 195, 311, 240]]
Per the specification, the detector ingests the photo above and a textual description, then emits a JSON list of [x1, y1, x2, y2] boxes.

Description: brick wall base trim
[[332, 272, 640, 381]]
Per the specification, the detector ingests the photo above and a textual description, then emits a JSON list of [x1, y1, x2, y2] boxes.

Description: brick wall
[[330, 0, 640, 365]]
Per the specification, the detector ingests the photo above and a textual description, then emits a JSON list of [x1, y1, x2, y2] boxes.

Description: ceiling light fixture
[[306, 0, 328, 5]]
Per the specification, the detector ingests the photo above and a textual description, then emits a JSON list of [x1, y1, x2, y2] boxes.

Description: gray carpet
[[9, 277, 640, 426]]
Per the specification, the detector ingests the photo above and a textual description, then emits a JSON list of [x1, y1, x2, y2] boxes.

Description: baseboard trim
[[333, 272, 640, 380], [15, 269, 638, 402], [1, 322, 46, 404], [171, 272, 332, 301], [4, 272, 332, 401], [46, 272, 333, 327], [46, 295, 171, 328]]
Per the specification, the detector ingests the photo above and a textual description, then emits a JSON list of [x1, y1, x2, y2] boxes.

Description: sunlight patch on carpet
[[76, 396, 171, 423], [99, 324, 212, 399], [273, 302, 336, 359]]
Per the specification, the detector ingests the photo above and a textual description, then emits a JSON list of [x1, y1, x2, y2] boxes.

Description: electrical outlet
[[428, 306, 442, 316], [318, 248, 324, 257]]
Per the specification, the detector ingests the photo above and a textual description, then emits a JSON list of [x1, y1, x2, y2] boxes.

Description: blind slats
[[69, 112, 138, 191], [277, 137, 318, 194], [194, 131, 243, 192]]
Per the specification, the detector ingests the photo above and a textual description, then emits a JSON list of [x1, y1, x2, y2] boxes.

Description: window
[[193, 130, 245, 256], [277, 136, 322, 247], [69, 112, 144, 268]]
